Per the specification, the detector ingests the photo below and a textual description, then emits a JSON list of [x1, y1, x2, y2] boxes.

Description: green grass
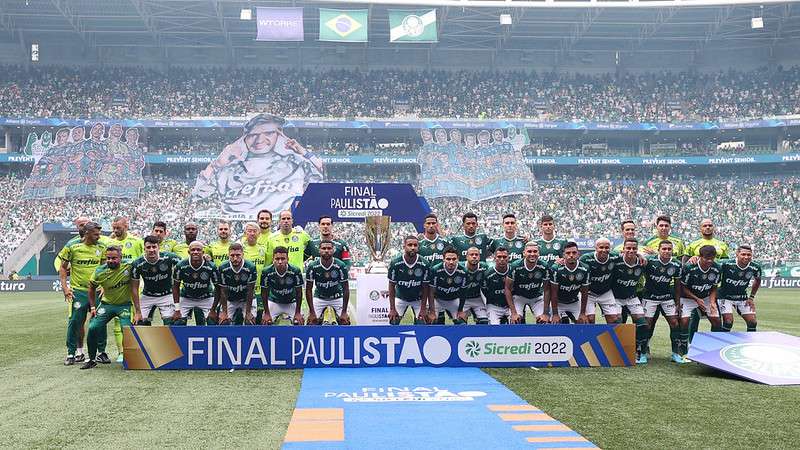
[[0, 290, 798, 449]]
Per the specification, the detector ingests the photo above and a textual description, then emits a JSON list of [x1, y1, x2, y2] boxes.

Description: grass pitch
[[1, 290, 798, 449]]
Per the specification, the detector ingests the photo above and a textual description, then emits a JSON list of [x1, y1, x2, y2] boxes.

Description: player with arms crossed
[[458, 247, 489, 324], [718, 245, 761, 332], [216, 243, 258, 325], [417, 213, 450, 266], [260, 247, 304, 325], [549, 242, 589, 324], [429, 248, 467, 324], [131, 235, 182, 325], [677, 245, 722, 358], [481, 247, 512, 325], [490, 214, 527, 263], [450, 213, 493, 261], [172, 241, 220, 325], [640, 240, 684, 363], [505, 242, 551, 324], [610, 238, 650, 363], [305, 241, 351, 325], [388, 236, 431, 325], [579, 238, 622, 324]]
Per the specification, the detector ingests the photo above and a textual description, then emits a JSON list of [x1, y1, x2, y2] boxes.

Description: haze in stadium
[[1, 0, 799, 449]]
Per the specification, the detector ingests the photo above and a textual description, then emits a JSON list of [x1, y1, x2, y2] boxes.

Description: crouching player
[[216, 243, 258, 325], [260, 247, 304, 325], [429, 247, 467, 324], [457, 247, 489, 324], [81, 246, 140, 369], [388, 236, 431, 325], [131, 235, 182, 325], [505, 242, 551, 324], [611, 239, 649, 363], [171, 241, 219, 325], [305, 241, 351, 325], [640, 240, 684, 363], [549, 242, 590, 324], [718, 245, 761, 332], [677, 245, 722, 358], [481, 247, 512, 324]]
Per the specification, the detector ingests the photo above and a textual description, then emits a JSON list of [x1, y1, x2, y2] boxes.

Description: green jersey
[[611, 257, 644, 299], [242, 241, 271, 294], [685, 237, 730, 260], [508, 259, 550, 298], [257, 230, 273, 248], [429, 263, 467, 301], [450, 232, 493, 261], [159, 238, 177, 253], [107, 234, 144, 263], [536, 237, 568, 268], [172, 241, 192, 260], [490, 235, 527, 262], [261, 264, 304, 304], [461, 261, 488, 299], [644, 234, 686, 257], [680, 263, 721, 298], [305, 258, 349, 299], [579, 252, 621, 295], [89, 262, 133, 306], [305, 238, 352, 269], [269, 230, 311, 270], [417, 235, 450, 266], [387, 254, 430, 301], [218, 260, 258, 303], [551, 263, 590, 304], [204, 240, 231, 266], [57, 241, 107, 291], [481, 266, 510, 307], [173, 259, 219, 299], [718, 260, 761, 301], [131, 252, 182, 297], [642, 256, 683, 301]]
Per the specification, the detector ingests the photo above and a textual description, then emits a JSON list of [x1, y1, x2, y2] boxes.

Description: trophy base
[[365, 261, 388, 274]]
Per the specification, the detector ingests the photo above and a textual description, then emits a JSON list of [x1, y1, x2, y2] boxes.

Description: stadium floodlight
[[500, 13, 512, 25], [751, 17, 763, 29], [240, 8, 252, 20]]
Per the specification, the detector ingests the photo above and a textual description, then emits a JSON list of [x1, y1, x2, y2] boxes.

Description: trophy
[[365, 215, 391, 273]]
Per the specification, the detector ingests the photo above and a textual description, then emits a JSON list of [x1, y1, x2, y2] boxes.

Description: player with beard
[[458, 247, 489, 324], [579, 238, 622, 324], [172, 242, 220, 326], [388, 236, 431, 325], [305, 215, 352, 270], [549, 242, 590, 324], [718, 245, 761, 333], [256, 209, 273, 247], [205, 221, 232, 266], [417, 213, 450, 266], [429, 248, 467, 324], [305, 241, 351, 325], [506, 242, 551, 324], [450, 212, 493, 261], [677, 245, 722, 359], [173, 222, 199, 260]]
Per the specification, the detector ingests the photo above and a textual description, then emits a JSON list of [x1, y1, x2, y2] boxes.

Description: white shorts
[[719, 299, 755, 316], [680, 297, 719, 318], [313, 297, 343, 317], [179, 297, 214, 318], [140, 294, 175, 318], [435, 298, 460, 319], [557, 301, 583, 322], [513, 295, 545, 318], [643, 299, 678, 318], [228, 300, 257, 319], [267, 301, 297, 321], [588, 290, 620, 316], [395, 298, 421, 319], [616, 296, 644, 316], [462, 297, 488, 320], [487, 304, 510, 325]]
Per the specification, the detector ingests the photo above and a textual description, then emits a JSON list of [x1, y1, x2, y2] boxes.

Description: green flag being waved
[[389, 9, 437, 43], [319, 9, 368, 42]]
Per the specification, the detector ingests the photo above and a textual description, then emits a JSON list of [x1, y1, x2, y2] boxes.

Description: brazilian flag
[[319, 9, 368, 42]]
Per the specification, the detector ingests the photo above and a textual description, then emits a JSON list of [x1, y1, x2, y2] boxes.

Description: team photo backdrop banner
[[122, 324, 635, 370]]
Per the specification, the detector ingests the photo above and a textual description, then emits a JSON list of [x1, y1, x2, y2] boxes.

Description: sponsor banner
[[356, 273, 391, 325], [0, 280, 63, 292], [291, 183, 431, 231], [760, 276, 800, 289], [389, 9, 437, 42], [256, 7, 304, 41], [319, 8, 368, 42], [419, 127, 532, 201], [123, 323, 635, 370], [688, 331, 800, 385]]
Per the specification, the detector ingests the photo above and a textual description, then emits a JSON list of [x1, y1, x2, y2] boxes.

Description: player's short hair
[[699, 245, 717, 258], [424, 213, 438, 221], [189, 241, 205, 249], [273, 246, 288, 255], [494, 246, 509, 254], [462, 212, 478, 223], [318, 215, 332, 224], [656, 215, 672, 225], [143, 235, 160, 246], [319, 240, 334, 248], [112, 216, 128, 224], [82, 222, 101, 233], [564, 241, 579, 251], [217, 220, 230, 227], [623, 238, 638, 246], [620, 220, 635, 229], [503, 213, 516, 221], [466, 246, 480, 254], [257, 209, 272, 219], [738, 244, 753, 252], [184, 222, 197, 229], [244, 114, 284, 134], [659, 240, 673, 248], [443, 247, 458, 258], [539, 214, 554, 224], [525, 241, 539, 249], [595, 237, 611, 246], [152, 221, 167, 231], [228, 243, 243, 253], [404, 235, 419, 244], [245, 222, 259, 230], [106, 245, 122, 255]]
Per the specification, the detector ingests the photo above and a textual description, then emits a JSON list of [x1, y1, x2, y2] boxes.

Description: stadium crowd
[[2, 65, 800, 122]]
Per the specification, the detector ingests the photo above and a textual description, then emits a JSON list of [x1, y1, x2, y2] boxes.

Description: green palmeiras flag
[[389, 9, 437, 43], [319, 9, 368, 42]]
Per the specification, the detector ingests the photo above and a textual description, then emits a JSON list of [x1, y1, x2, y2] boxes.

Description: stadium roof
[[0, 0, 798, 67]]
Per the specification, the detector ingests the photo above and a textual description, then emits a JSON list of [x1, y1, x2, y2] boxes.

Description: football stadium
[[1, 0, 800, 448]]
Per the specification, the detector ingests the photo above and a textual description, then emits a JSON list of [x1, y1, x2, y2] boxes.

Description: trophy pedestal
[[365, 261, 388, 274]]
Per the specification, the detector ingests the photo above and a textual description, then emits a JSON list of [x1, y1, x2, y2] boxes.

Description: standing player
[[457, 247, 488, 324], [613, 220, 639, 254], [172, 222, 199, 260], [388, 236, 430, 324], [131, 235, 182, 325], [505, 242, 550, 324], [80, 246, 140, 370], [269, 211, 311, 271], [305, 241, 351, 325], [108, 216, 144, 360], [172, 241, 220, 325], [216, 243, 258, 325], [536, 214, 568, 269], [684, 219, 730, 342], [59, 222, 107, 365], [305, 215, 352, 270], [579, 238, 621, 324], [718, 245, 761, 332], [241, 222, 271, 324], [429, 248, 467, 324], [640, 240, 684, 363], [677, 245, 722, 359], [490, 214, 527, 263], [549, 242, 589, 324], [260, 247, 304, 325], [644, 215, 685, 256], [611, 239, 649, 363], [257, 209, 273, 247], [481, 248, 512, 324], [450, 213, 493, 261], [205, 220, 233, 266], [417, 213, 450, 266], [152, 221, 177, 253]]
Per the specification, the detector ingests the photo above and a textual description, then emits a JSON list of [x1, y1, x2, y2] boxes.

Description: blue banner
[[291, 183, 430, 231], [122, 324, 635, 370]]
